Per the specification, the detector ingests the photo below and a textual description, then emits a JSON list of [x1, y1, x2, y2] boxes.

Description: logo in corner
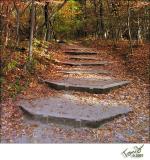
[[122, 144, 144, 158]]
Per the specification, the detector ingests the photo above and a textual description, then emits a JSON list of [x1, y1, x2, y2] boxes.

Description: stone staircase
[[18, 44, 132, 128], [43, 45, 130, 94]]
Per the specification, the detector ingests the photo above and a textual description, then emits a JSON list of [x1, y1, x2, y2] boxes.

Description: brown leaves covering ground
[[1, 40, 149, 143]]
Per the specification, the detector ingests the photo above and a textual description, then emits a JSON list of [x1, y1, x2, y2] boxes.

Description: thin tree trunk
[[44, 2, 50, 41], [137, 13, 142, 45], [3, 6, 9, 47], [146, 7, 150, 41], [13, 1, 20, 47], [127, 0, 133, 55], [107, 0, 117, 47], [98, 0, 104, 38], [4, 22, 9, 47], [79, 0, 87, 37], [0, 4, 4, 46], [93, 0, 98, 38], [29, 0, 35, 61], [16, 9, 20, 47], [34, 5, 37, 38]]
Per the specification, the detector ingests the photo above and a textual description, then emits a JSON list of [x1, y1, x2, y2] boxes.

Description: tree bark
[[127, 0, 133, 55], [0, 4, 4, 47], [44, 2, 50, 41], [97, 0, 104, 38], [29, 0, 35, 61], [137, 13, 142, 45], [79, 0, 87, 37], [16, 9, 20, 47], [13, 1, 21, 46], [34, 5, 37, 38], [3, 6, 9, 47]]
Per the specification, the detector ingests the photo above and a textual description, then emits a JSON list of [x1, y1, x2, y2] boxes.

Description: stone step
[[69, 56, 99, 60], [59, 69, 110, 75], [42, 78, 130, 94], [17, 96, 132, 127], [66, 48, 96, 51], [65, 48, 87, 50], [55, 60, 109, 66], [64, 51, 97, 55]]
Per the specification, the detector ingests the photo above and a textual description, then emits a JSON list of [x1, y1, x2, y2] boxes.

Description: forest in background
[[0, 0, 149, 100]]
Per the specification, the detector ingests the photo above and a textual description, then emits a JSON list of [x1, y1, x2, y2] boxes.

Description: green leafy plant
[[25, 57, 38, 74], [9, 78, 29, 98], [4, 60, 18, 72]]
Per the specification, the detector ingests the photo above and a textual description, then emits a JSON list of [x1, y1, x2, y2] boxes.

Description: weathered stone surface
[[65, 48, 87, 50], [65, 48, 96, 52], [17, 96, 132, 127], [55, 60, 109, 66], [43, 78, 130, 93], [69, 56, 99, 60], [59, 69, 110, 75], [64, 51, 97, 55]]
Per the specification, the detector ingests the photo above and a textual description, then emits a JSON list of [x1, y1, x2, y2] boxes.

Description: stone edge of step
[[54, 60, 110, 66], [17, 99, 132, 128], [41, 79, 130, 94]]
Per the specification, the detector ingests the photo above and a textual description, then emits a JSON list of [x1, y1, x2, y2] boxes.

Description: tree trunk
[[3, 6, 9, 47], [16, 9, 20, 47], [34, 5, 37, 38], [79, 0, 87, 37], [0, 4, 4, 46], [29, 0, 35, 61], [107, 0, 117, 47], [127, 0, 133, 55], [44, 2, 50, 41], [137, 13, 142, 45], [92, 0, 98, 38], [4, 22, 9, 47], [13, 2, 20, 47], [98, 0, 104, 38]]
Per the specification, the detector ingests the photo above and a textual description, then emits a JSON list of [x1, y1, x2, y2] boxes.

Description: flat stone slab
[[55, 60, 109, 66], [43, 78, 130, 93], [64, 51, 97, 55], [69, 56, 99, 60], [65, 48, 96, 52], [59, 69, 110, 75], [65, 48, 88, 50], [17, 96, 132, 127]]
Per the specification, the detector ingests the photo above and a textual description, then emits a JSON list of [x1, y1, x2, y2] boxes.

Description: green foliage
[[53, 1, 83, 39], [0, 77, 5, 84], [9, 78, 29, 98], [33, 39, 42, 48], [25, 57, 37, 74], [3, 60, 18, 72], [0, 77, 5, 100]]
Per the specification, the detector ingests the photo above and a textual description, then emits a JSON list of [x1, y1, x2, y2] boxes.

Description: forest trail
[[1, 42, 149, 143], [3, 43, 134, 143], [18, 43, 131, 126], [1, 0, 149, 145], [43, 43, 130, 94]]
